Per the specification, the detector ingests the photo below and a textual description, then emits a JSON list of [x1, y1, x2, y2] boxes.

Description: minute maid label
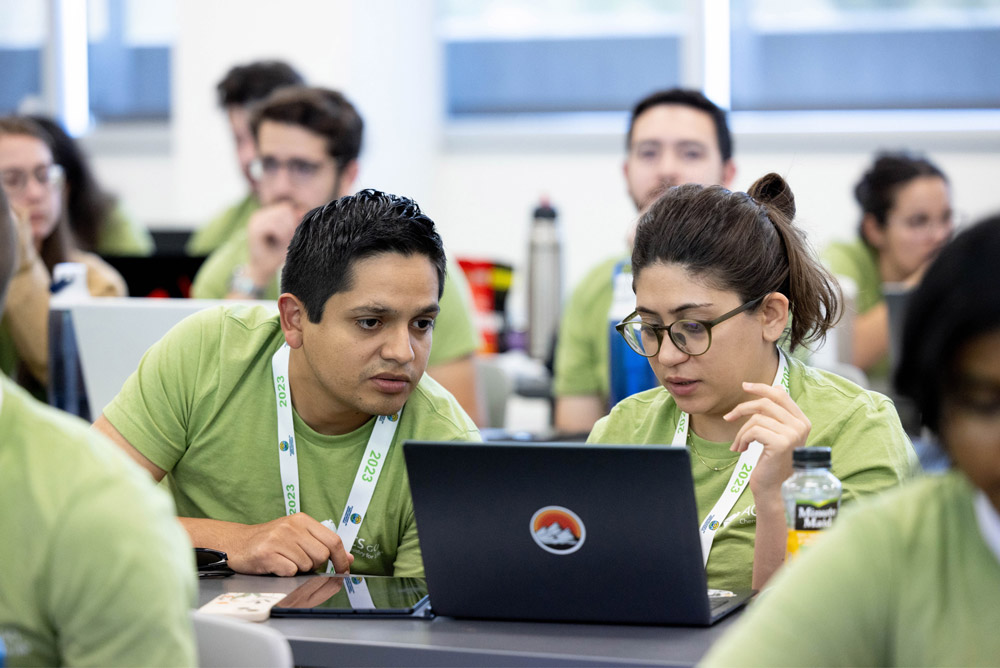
[[786, 499, 840, 559]]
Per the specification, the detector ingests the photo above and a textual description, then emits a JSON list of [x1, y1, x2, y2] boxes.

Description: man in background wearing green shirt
[[186, 60, 304, 256], [553, 89, 737, 435], [96, 190, 480, 578], [192, 85, 485, 424], [0, 188, 195, 666]]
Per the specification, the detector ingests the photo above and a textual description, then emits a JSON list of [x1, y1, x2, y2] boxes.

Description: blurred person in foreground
[[703, 213, 1000, 667], [0, 187, 196, 667]]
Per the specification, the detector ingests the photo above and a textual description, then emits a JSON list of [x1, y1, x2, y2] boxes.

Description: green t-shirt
[[95, 204, 155, 256], [103, 305, 481, 578], [186, 193, 259, 256], [552, 255, 623, 401], [822, 237, 889, 381], [191, 245, 480, 367], [587, 355, 918, 592], [702, 471, 1000, 667], [0, 378, 196, 667]]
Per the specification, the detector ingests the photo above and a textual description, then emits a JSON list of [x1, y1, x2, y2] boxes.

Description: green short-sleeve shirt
[[702, 471, 1000, 667], [822, 237, 889, 380], [103, 305, 481, 577], [96, 204, 155, 256], [0, 378, 196, 667], [587, 355, 918, 592], [191, 243, 480, 367], [552, 255, 623, 401], [186, 193, 259, 256]]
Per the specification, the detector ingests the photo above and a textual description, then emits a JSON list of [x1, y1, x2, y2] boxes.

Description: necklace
[[688, 436, 738, 472]]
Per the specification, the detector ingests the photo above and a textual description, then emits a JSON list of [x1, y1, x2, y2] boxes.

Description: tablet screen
[[270, 575, 430, 617]]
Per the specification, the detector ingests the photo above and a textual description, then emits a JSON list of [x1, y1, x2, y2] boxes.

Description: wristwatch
[[229, 265, 267, 299]]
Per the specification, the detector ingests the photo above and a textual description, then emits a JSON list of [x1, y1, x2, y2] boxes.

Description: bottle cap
[[533, 196, 557, 221], [792, 446, 832, 468]]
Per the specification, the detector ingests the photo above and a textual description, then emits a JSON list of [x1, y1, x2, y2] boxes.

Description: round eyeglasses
[[0, 163, 64, 194], [615, 294, 769, 357], [249, 156, 327, 185]]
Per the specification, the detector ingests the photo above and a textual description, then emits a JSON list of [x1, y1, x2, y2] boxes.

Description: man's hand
[[245, 201, 306, 287], [208, 513, 355, 577]]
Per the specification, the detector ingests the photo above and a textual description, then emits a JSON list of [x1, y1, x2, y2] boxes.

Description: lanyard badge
[[271, 343, 402, 564]]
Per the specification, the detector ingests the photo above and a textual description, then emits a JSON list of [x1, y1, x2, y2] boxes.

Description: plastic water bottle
[[527, 197, 561, 361], [47, 262, 91, 420], [782, 446, 841, 561]]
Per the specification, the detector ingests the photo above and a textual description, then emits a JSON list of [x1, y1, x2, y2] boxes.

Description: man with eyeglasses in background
[[186, 60, 305, 256], [191, 87, 486, 424], [552, 89, 736, 436]]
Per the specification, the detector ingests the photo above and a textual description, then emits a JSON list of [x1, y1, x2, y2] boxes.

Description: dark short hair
[[632, 174, 840, 352], [895, 214, 1000, 435], [251, 86, 363, 170], [855, 151, 947, 242], [281, 189, 447, 323], [216, 60, 304, 107], [626, 88, 733, 162]]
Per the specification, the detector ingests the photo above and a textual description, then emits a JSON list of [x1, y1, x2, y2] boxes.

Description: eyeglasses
[[0, 163, 64, 194], [249, 156, 327, 184], [616, 294, 768, 358]]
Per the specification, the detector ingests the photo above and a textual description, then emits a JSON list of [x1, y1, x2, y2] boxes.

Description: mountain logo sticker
[[530, 506, 586, 555]]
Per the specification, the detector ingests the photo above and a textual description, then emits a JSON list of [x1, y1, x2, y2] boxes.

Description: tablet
[[270, 574, 432, 618]]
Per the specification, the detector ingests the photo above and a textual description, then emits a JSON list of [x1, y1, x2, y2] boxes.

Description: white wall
[[83, 0, 1000, 299]]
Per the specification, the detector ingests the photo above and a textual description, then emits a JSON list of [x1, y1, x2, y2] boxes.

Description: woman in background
[[28, 114, 154, 257], [0, 116, 126, 391], [823, 151, 953, 388], [588, 174, 917, 592], [703, 214, 1000, 667]]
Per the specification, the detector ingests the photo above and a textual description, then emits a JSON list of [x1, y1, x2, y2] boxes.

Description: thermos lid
[[533, 196, 557, 221]]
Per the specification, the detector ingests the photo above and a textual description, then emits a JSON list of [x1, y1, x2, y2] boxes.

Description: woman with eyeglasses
[[588, 173, 918, 591], [0, 116, 126, 391], [703, 214, 1000, 666], [823, 151, 954, 389]]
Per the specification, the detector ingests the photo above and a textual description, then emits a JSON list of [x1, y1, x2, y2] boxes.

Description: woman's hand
[[724, 381, 811, 589], [723, 381, 811, 497]]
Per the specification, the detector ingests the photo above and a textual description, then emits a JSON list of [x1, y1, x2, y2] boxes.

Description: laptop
[[403, 441, 752, 626]]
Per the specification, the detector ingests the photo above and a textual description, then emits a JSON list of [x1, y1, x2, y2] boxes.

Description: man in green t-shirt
[[0, 190, 195, 666], [191, 86, 484, 424], [186, 60, 304, 256], [97, 190, 480, 578], [553, 89, 737, 435]]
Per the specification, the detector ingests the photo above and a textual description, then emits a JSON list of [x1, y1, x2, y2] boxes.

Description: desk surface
[[199, 574, 741, 667]]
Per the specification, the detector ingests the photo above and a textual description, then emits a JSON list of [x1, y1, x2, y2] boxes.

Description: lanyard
[[609, 260, 635, 322], [344, 576, 377, 609], [271, 343, 401, 563], [671, 350, 790, 566]]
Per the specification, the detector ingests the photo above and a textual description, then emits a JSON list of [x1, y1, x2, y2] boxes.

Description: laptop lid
[[68, 298, 276, 418], [404, 441, 748, 626]]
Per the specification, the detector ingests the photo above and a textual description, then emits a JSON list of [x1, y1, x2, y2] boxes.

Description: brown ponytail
[[632, 173, 841, 352]]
